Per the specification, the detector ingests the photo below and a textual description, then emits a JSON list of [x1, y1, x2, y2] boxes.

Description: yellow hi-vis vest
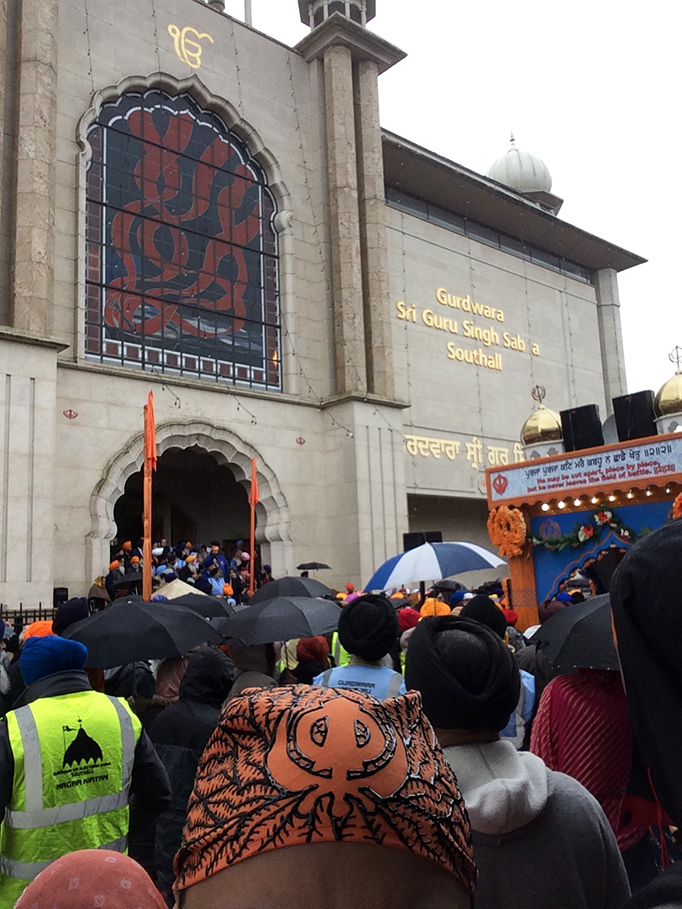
[[0, 690, 142, 908], [331, 632, 351, 668]]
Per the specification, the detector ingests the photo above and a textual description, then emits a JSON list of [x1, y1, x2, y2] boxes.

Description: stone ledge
[[295, 12, 406, 74], [58, 359, 329, 410], [0, 326, 69, 352], [322, 391, 409, 410]]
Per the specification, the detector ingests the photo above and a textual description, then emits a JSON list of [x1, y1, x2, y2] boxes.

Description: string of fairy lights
[[538, 483, 677, 515], [398, 210, 419, 491], [468, 242, 487, 455], [83, 0, 95, 93], [229, 16, 245, 119]]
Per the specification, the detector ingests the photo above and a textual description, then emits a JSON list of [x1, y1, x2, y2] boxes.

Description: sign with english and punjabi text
[[487, 435, 682, 505]]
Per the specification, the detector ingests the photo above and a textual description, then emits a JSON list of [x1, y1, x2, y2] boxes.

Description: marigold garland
[[673, 492, 682, 520], [488, 506, 527, 558]]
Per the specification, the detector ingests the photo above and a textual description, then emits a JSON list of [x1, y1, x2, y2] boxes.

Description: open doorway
[[113, 447, 251, 547]]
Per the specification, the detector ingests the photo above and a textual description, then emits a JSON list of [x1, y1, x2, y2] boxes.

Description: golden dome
[[655, 372, 682, 417], [521, 405, 563, 446]]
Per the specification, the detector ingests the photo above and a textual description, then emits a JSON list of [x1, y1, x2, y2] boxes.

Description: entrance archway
[[86, 420, 292, 579], [114, 448, 250, 547]]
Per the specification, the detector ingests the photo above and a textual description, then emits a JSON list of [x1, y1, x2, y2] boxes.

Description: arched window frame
[[76, 76, 295, 393]]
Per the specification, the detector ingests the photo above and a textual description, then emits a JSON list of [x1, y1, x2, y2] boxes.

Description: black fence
[[0, 603, 56, 635]]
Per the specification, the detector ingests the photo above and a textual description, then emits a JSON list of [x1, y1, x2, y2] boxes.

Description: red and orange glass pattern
[[85, 90, 281, 389]]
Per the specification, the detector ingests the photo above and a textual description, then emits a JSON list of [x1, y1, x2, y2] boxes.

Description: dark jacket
[[149, 647, 234, 900], [0, 670, 171, 842]]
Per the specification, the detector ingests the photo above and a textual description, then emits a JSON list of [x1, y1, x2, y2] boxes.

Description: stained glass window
[[85, 90, 281, 389]]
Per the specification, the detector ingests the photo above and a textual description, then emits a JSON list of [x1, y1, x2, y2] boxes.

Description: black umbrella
[[296, 561, 332, 571], [166, 593, 235, 619], [249, 576, 333, 604], [63, 598, 219, 668], [111, 572, 142, 591], [433, 578, 465, 592], [217, 596, 342, 646], [532, 594, 618, 673]]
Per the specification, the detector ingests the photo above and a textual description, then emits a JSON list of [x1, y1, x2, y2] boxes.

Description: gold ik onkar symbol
[[168, 24, 214, 69]]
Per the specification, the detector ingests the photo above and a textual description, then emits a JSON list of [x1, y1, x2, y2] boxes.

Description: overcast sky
[[226, 0, 679, 400]]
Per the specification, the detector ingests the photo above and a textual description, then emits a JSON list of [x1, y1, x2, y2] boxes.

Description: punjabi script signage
[[487, 436, 682, 505], [404, 434, 524, 468]]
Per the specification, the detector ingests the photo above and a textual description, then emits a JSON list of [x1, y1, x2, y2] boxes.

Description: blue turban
[[21, 637, 89, 686], [449, 590, 466, 607], [556, 592, 573, 603]]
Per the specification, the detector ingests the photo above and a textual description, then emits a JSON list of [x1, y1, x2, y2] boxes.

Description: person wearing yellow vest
[[314, 596, 406, 699], [0, 636, 171, 908], [329, 631, 351, 668]]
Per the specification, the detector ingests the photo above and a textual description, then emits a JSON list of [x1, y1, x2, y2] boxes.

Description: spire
[[299, 1, 376, 29]]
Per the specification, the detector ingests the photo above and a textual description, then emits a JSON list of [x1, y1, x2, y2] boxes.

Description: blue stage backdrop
[[530, 500, 672, 603]]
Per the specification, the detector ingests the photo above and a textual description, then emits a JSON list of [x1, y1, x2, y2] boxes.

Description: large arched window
[[84, 90, 281, 390]]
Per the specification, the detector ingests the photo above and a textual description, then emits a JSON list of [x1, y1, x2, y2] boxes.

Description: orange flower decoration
[[673, 492, 682, 520], [488, 506, 527, 558]]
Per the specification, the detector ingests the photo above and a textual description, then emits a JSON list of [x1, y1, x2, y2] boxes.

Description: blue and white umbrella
[[365, 542, 506, 591]]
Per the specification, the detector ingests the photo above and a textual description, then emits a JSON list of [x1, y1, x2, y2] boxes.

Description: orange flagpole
[[143, 391, 157, 601], [248, 457, 259, 596]]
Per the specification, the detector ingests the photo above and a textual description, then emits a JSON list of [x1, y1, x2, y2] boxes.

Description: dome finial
[[510, 130, 515, 147], [531, 384, 546, 405], [654, 348, 682, 434], [669, 345, 682, 373], [520, 389, 563, 450]]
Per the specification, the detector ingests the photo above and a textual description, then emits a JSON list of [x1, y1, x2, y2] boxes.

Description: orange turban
[[420, 597, 451, 617], [130, 555, 140, 564], [23, 621, 56, 640], [122, 541, 132, 551], [109, 560, 120, 571], [222, 583, 233, 596], [174, 686, 475, 896]]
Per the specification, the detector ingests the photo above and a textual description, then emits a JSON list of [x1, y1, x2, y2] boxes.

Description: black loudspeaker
[[403, 531, 443, 552], [612, 390, 656, 442], [560, 404, 604, 452], [53, 587, 69, 609]]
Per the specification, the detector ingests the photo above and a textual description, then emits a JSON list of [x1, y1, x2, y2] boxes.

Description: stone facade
[[0, 0, 641, 606]]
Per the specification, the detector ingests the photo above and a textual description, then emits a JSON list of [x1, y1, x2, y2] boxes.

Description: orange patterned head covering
[[174, 686, 475, 896]]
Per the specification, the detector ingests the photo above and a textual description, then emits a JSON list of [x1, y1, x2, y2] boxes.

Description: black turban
[[338, 594, 399, 663], [460, 594, 507, 639], [611, 519, 682, 828], [405, 615, 520, 733], [52, 597, 90, 636]]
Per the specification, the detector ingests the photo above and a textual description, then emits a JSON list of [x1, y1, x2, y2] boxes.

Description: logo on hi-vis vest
[[53, 719, 111, 790]]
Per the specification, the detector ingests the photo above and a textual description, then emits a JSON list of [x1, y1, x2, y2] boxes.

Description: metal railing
[[0, 603, 57, 635]]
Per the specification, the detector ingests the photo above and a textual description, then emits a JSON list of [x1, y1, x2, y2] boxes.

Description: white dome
[[487, 144, 552, 194]]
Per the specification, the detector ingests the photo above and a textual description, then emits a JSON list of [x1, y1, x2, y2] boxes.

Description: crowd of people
[[1, 524, 682, 908], [97, 537, 274, 606]]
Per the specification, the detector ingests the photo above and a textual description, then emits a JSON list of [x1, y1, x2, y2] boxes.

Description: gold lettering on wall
[[405, 435, 462, 460], [395, 289, 544, 370], [436, 288, 505, 323], [404, 435, 526, 469], [168, 24, 214, 69]]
